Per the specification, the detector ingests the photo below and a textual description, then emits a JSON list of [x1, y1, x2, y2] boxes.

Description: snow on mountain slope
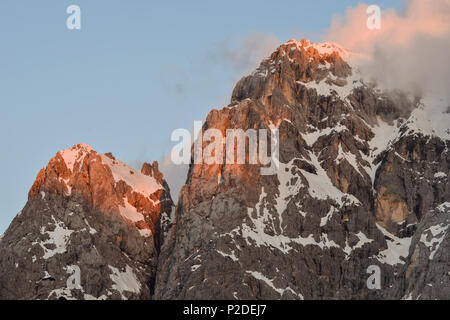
[[99, 154, 161, 198], [401, 96, 450, 141]]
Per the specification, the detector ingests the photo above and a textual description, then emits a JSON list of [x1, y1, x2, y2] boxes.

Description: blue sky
[[0, 0, 403, 233]]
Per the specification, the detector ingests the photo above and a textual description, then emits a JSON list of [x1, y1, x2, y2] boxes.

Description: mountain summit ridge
[[28, 143, 172, 237]]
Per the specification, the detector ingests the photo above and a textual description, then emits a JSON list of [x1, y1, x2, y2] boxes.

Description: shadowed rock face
[[0, 144, 173, 300], [154, 39, 449, 300], [392, 202, 450, 299]]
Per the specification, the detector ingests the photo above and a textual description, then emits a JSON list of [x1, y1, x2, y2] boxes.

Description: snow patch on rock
[[108, 265, 141, 300], [100, 155, 161, 199], [420, 223, 449, 260], [375, 224, 412, 266], [59, 144, 93, 172], [32, 216, 73, 259], [246, 270, 304, 299]]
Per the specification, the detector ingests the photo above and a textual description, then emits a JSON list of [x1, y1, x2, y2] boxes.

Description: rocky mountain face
[[0, 39, 448, 300], [154, 39, 449, 300], [0, 144, 173, 299]]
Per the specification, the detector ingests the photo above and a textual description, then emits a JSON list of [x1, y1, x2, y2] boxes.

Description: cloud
[[327, 0, 450, 55], [214, 32, 281, 77], [326, 0, 450, 106]]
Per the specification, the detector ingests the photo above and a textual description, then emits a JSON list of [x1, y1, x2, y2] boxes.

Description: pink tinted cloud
[[326, 0, 450, 55]]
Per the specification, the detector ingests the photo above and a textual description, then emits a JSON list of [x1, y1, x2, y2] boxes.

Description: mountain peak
[[285, 38, 352, 58], [156, 35, 449, 301], [28, 143, 173, 236], [231, 38, 354, 105], [1, 143, 174, 300], [58, 143, 95, 172]]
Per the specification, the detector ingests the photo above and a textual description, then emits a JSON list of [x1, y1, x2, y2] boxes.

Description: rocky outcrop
[[0, 144, 173, 300], [154, 39, 449, 300], [393, 202, 450, 299]]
